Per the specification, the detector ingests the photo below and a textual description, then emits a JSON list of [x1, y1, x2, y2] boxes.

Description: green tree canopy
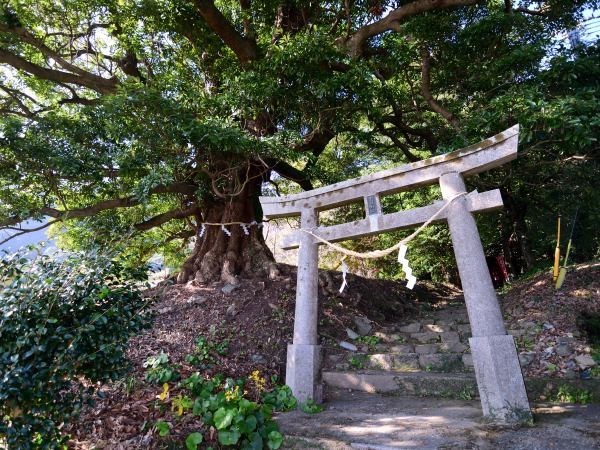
[[0, 0, 598, 282]]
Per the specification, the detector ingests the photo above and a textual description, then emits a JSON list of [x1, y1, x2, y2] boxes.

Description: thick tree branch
[[193, 0, 258, 64], [0, 47, 118, 94], [343, 0, 479, 57], [266, 158, 314, 191], [0, 182, 198, 229], [420, 48, 460, 130], [376, 123, 420, 162], [135, 205, 201, 231], [0, 23, 98, 78]]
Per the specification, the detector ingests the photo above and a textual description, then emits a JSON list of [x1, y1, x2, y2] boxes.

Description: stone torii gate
[[259, 125, 531, 423]]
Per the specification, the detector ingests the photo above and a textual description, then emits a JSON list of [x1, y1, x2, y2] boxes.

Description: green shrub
[[0, 248, 152, 449], [144, 351, 180, 384], [174, 374, 284, 449], [261, 384, 297, 412], [552, 385, 595, 404]]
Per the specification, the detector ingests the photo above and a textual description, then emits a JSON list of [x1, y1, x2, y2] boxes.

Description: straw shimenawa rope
[[298, 191, 468, 259]]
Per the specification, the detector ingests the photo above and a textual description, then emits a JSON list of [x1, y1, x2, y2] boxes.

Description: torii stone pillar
[[440, 172, 531, 423], [285, 207, 323, 403]]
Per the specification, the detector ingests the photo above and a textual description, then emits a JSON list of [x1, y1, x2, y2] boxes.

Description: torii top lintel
[[259, 125, 519, 219]]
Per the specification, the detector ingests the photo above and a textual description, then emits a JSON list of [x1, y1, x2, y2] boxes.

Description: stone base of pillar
[[470, 335, 532, 424], [286, 343, 323, 404]]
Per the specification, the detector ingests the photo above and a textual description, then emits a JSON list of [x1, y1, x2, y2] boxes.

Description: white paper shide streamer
[[339, 259, 348, 293], [397, 244, 417, 289], [221, 224, 231, 236]]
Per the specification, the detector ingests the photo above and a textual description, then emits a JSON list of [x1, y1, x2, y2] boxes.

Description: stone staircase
[[323, 302, 560, 399], [323, 300, 600, 401], [323, 303, 483, 398]]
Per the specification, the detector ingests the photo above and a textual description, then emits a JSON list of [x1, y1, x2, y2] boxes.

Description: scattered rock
[[519, 352, 536, 367], [563, 368, 578, 379], [543, 322, 555, 330], [157, 306, 173, 314], [353, 316, 372, 336], [558, 336, 576, 345], [187, 295, 207, 306], [399, 322, 421, 333], [521, 321, 538, 330], [250, 354, 267, 364], [226, 304, 238, 318], [221, 283, 239, 295], [340, 341, 358, 351], [555, 343, 572, 357], [574, 354, 596, 368], [346, 328, 359, 340]]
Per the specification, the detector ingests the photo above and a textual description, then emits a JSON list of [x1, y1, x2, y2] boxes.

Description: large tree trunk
[[177, 170, 278, 284]]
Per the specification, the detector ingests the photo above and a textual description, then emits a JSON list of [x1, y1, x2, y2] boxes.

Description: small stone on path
[[340, 341, 358, 351], [574, 354, 596, 368], [221, 283, 239, 295], [346, 328, 359, 340], [353, 316, 372, 336]]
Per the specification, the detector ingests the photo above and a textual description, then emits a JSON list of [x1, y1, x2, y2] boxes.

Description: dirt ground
[[277, 388, 600, 450], [65, 263, 600, 448]]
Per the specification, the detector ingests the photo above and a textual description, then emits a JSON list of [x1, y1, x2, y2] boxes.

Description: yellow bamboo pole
[[552, 215, 561, 283]]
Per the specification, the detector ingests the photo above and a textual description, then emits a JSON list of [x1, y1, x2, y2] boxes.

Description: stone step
[[323, 370, 478, 399], [323, 370, 600, 403], [344, 352, 470, 372]]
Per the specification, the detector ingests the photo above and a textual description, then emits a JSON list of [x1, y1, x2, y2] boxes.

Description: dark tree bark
[[177, 165, 277, 284]]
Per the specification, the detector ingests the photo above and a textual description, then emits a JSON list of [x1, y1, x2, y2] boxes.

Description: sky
[[0, 218, 55, 255]]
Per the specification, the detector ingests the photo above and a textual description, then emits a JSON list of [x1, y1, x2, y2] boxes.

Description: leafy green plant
[[516, 336, 535, 351], [300, 400, 323, 414], [261, 384, 297, 412], [349, 354, 367, 369], [155, 420, 171, 437], [0, 249, 152, 449], [172, 394, 194, 416], [552, 385, 594, 404], [179, 374, 285, 449], [457, 387, 475, 400], [185, 432, 203, 450], [356, 335, 380, 349], [143, 352, 180, 384], [185, 335, 230, 369]]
